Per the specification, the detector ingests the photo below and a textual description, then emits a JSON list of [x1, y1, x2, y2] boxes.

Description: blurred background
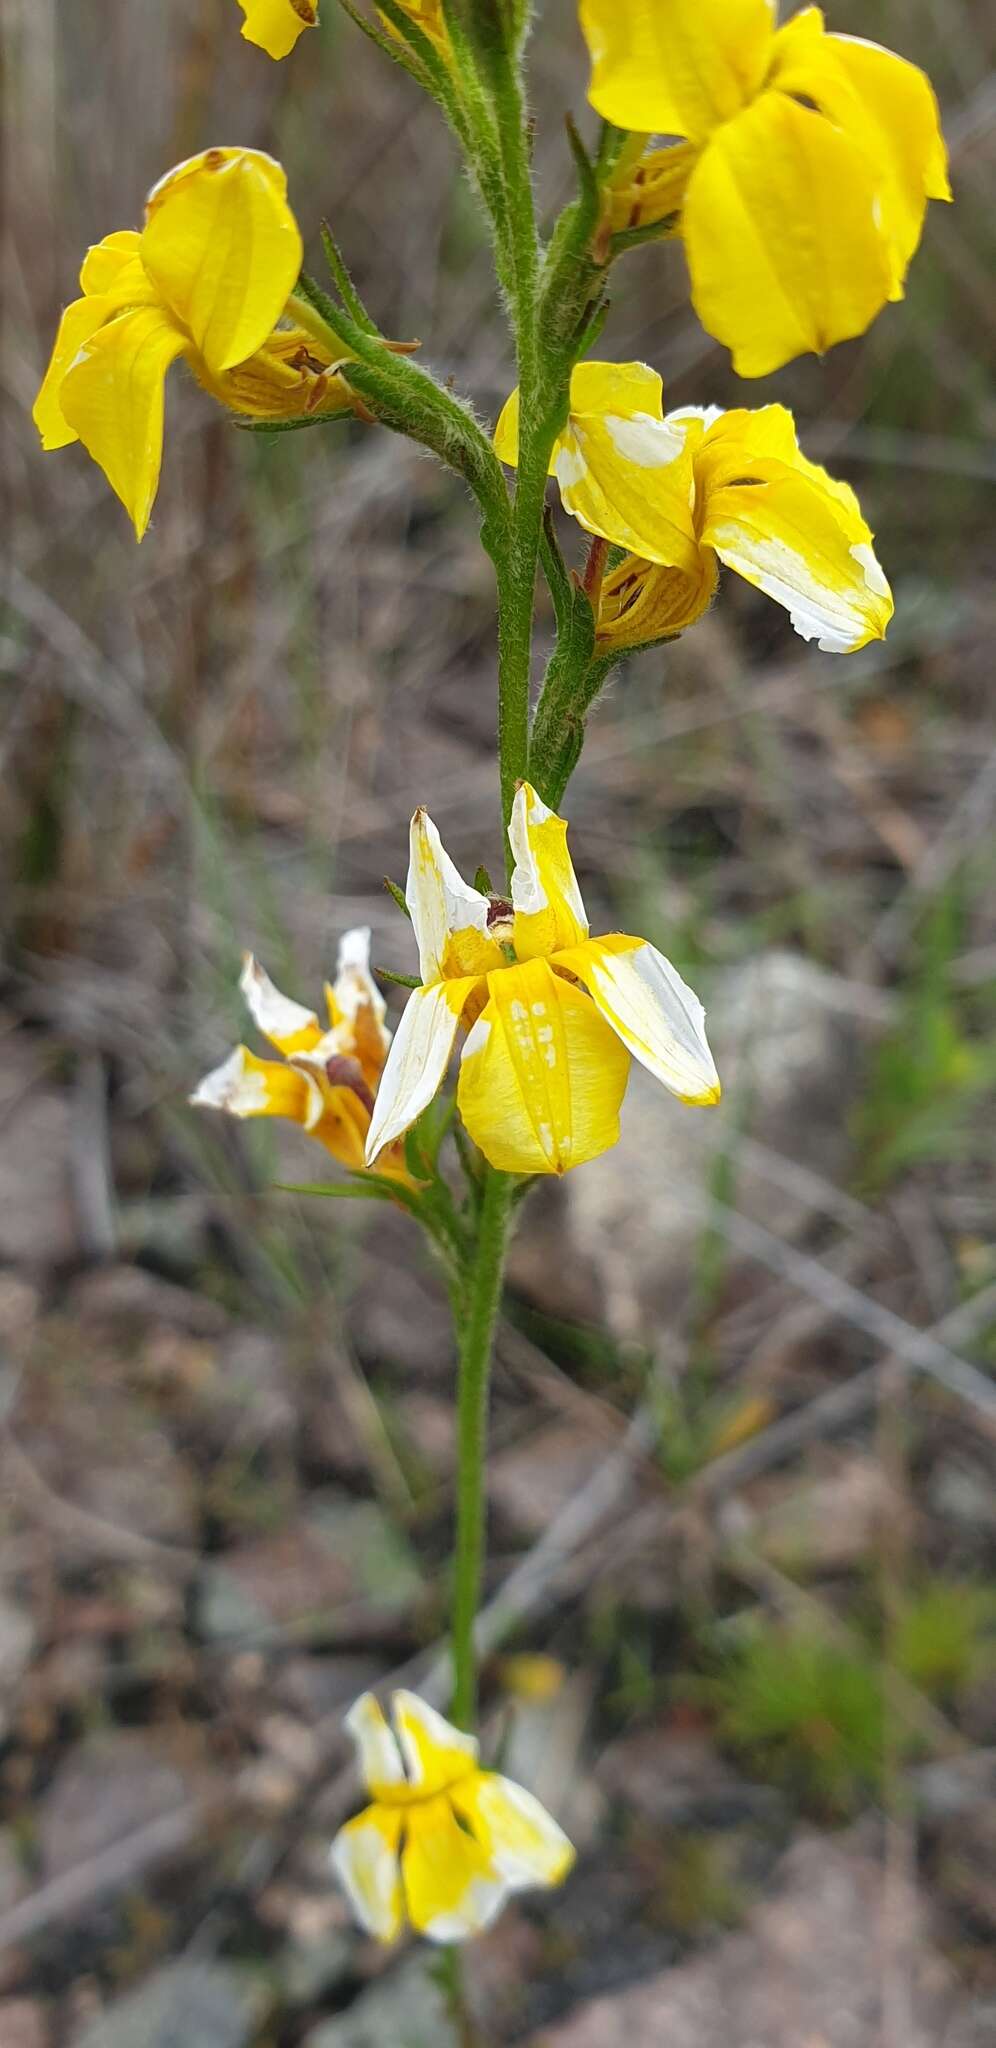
[[2, 1, 995, 2041]]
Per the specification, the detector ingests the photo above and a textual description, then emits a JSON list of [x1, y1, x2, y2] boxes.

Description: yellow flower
[[191, 928, 410, 1181], [32, 148, 358, 538], [364, 782, 719, 1177], [331, 1690, 574, 1942], [495, 362, 893, 654], [237, 0, 317, 58], [579, 0, 951, 375]]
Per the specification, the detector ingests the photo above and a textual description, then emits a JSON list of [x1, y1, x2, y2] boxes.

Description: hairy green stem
[[451, 1166, 514, 1727]]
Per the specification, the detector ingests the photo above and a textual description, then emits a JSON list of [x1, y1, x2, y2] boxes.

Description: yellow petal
[[141, 148, 302, 375], [402, 1795, 507, 1942], [768, 11, 950, 288], [457, 959, 630, 1176], [326, 926, 392, 1090], [579, 0, 774, 141], [239, 954, 323, 1055], [556, 414, 701, 575], [195, 325, 355, 421], [238, 0, 317, 59], [33, 296, 116, 451], [551, 935, 720, 1106], [364, 978, 480, 1163], [450, 1772, 575, 1890], [286, 1055, 372, 1170], [406, 809, 504, 984], [508, 783, 588, 962], [391, 1691, 478, 1796], [681, 91, 894, 377], [494, 360, 666, 471], [189, 1044, 320, 1126], [78, 230, 156, 304], [57, 304, 186, 539], [330, 1804, 404, 1942], [343, 1692, 406, 1793], [596, 548, 718, 653], [695, 406, 893, 652]]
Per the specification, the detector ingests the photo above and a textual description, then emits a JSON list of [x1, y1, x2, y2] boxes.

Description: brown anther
[[486, 896, 514, 929]]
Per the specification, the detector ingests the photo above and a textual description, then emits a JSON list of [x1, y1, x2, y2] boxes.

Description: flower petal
[[509, 783, 588, 960], [391, 1691, 478, 1795], [552, 935, 720, 1105], [695, 407, 893, 652], [579, 0, 774, 141], [33, 296, 117, 452], [343, 1692, 405, 1791], [681, 91, 894, 377], [406, 809, 502, 984], [238, 0, 318, 60], [768, 12, 951, 287], [78, 230, 157, 304], [555, 410, 701, 575], [494, 360, 666, 471], [239, 954, 323, 1055], [325, 926, 392, 1090], [364, 978, 479, 1164], [141, 148, 302, 375], [189, 1044, 320, 1125], [57, 304, 187, 538], [457, 959, 630, 1175], [402, 1796, 508, 1942], [450, 1771, 575, 1890], [330, 1804, 404, 1942]]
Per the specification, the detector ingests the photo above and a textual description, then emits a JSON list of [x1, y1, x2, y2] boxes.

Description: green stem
[[451, 1166, 514, 1727]]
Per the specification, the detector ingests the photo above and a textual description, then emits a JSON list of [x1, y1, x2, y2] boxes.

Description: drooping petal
[[552, 935, 720, 1106], [681, 91, 895, 377], [343, 1692, 405, 1792], [450, 1772, 575, 1891], [239, 953, 323, 1055], [330, 1804, 404, 1942], [695, 407, 893, 652], [595, 548, 718, 653], [406, 809, 503, 984], [141, 148, 302, 375], [768, 12, 951, 288], [33, 296, 117, 451], [401, 1796, 508, 1942], [508, 783, 588, 961], [189, 1044, 321, 1126], [285, 1054, 372, 1170], [57, 304, 187, 538], [364, 978, 480, 1164], [193, 326, 355, 421], [457, 959, 630, 1176], [555, 412, 702, 575], [391, 1691, 478, 1796], [238, 0, 318, 59], [579, 0, 774, 142]]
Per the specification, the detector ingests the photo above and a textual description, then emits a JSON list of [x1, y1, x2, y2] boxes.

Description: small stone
[[36, 1731, 204, 1880]]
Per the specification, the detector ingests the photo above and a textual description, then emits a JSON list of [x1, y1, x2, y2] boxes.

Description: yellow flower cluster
[[581, 0, 950, 374]]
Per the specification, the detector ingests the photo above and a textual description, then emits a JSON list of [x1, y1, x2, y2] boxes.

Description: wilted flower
[[496, 362, 893, 654], [364, 781, 719, 1176], [191, 928, 409, 1181], [33, 148, 360, 537], [331, 1690, 574, 1941], [580, 0, 951, 375]]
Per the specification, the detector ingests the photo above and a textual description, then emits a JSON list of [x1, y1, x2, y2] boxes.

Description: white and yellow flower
[[192, 927, 410, 1181], [331, 1690, 574, 1942], [495, 362, 893, 655], [364, 782, 719, 1178], [580, 0, 951, 375]]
